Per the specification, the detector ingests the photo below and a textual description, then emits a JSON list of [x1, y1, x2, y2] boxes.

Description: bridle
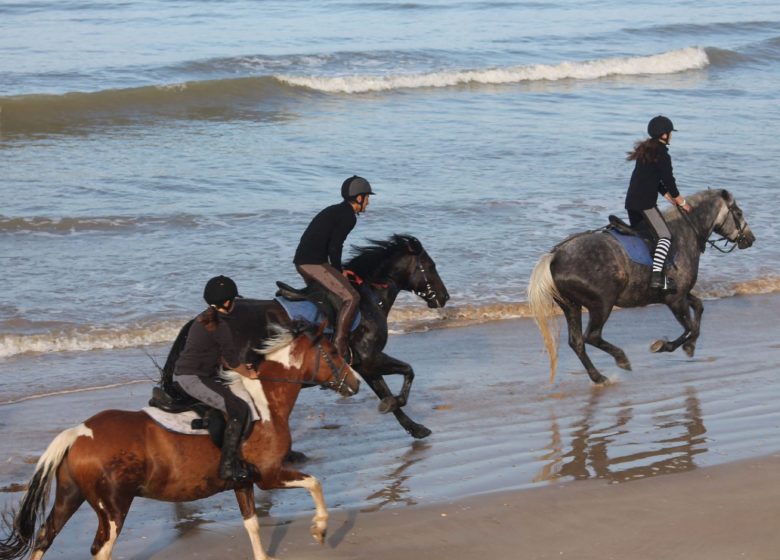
[[256, 336, 350, 392], [678, 200, 748, 254], [411, 254, 439, 303]]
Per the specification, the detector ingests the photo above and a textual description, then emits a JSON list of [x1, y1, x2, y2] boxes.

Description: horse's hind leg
[[87, 491, 134, 560], [561, 302, 608, 384], [583, 303, 632, 371], [31, 463, 85, 559]]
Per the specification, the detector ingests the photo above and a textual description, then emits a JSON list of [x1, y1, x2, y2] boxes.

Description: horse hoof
[[310, 525, 326, 545], [650, 340, 666, 353], [683, 343, 696, 358], [409, 424, 432, 439], [378, 396, 398, 414], [617, 360, 632, 371], [284, 450, 309, 464]]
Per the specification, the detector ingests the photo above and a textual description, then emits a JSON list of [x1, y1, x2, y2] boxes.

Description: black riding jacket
[[174, 312, 242, 377], [294, 200, 357, 271], [625, 141, 680, 211]]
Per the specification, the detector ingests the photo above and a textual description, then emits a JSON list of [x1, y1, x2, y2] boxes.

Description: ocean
[[2, 1, 779, 401]]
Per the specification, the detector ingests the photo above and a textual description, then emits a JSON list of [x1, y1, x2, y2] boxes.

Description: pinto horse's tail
[[0, 424, 91, 560], [527, 253, 562, 384]]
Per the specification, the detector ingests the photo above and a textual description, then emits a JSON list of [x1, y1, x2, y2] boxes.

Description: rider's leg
[[174, 373, 251, 481], [642, 207, 676, 292], [297, 264, 359, 358]]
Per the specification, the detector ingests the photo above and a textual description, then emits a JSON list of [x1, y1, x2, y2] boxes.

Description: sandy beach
[[2, 292, 780, 559]]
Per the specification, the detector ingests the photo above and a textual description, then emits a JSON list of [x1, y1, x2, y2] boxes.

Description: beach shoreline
[[149, 452, 780, 560]]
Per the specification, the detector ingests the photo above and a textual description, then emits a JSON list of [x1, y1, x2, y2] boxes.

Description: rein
[[676, 201, 745, 254], [255, 340, 348, 391]]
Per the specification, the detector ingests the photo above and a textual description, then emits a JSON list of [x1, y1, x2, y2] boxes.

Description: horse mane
[[345, 234, 421, 279], [256, 324, 296, 356]]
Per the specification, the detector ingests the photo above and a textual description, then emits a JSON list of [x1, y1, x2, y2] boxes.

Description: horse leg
[[31, 464, 85, 559], [88, 491, 133, 560], [234, 485, 273, 560], [561, 302, 608, 384], [367, 352, 414, 411], [257, 469, 328, 545], [583, 303, 632, 371], [360, 372, 431, 439], [682, 294, 704, 357], [651, 296, 695, 354]]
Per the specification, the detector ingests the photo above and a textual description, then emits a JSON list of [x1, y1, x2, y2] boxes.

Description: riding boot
[[333, 300, 356, 360], [219, 417, 249, 481], [650, 271, 677, 293]]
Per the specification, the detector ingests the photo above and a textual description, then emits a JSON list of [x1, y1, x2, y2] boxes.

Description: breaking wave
[[3, 274, 779, 358], [278, 47, 710, 93]]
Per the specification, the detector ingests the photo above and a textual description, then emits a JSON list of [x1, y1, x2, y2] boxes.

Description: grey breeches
[[176, 373, 251, 422]]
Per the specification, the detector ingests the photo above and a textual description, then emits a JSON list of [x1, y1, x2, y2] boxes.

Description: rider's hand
[[679, 201, 692, 213]]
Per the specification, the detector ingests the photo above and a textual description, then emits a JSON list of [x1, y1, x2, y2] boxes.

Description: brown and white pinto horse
[[0, 323, 360, 560]]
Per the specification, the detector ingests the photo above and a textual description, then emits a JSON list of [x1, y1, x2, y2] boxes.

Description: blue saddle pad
[[606, 229, 655, 266], [274, 296, 361, 334]]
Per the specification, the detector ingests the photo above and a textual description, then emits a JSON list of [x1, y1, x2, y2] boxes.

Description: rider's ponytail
[[626, 137, 664, 164], [197, 306, 220, 332]]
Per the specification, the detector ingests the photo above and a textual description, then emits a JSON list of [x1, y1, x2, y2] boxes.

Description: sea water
[[2, 0, 780, 401]]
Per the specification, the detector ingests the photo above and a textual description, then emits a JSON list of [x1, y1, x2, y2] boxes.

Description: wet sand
[[2, 293, 780, 558]]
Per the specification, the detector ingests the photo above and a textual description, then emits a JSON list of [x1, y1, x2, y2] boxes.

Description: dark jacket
[[625, 142, 680, 211], [174, 312, 242, 377], [293, 200, 356, 270]]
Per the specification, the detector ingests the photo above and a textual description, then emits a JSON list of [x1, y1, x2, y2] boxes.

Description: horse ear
[[405, 236, 422, 254]]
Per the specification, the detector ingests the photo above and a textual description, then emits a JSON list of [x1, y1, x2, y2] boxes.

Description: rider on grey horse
[[625, 116, 693, 292]]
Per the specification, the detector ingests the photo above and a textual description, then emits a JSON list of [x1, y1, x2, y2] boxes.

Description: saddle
[[148, 384, 226, 447], [274, 280, 362, 334], [605, 214, 676, 268]]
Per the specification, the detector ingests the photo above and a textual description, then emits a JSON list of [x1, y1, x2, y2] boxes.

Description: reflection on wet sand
[[535, 386, 707, 483], [361, 442, 431, 512]]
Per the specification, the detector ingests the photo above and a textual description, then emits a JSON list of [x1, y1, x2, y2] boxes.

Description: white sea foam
[[277, 47, 709, 93]]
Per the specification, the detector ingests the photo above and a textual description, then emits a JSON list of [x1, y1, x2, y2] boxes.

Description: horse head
[[713, 189, 755, 249], [346, 234, 449, 308], [262, 321, 361, 396]]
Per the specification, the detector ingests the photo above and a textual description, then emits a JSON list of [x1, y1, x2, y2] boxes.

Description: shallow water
[[2, 293, 779, 557]]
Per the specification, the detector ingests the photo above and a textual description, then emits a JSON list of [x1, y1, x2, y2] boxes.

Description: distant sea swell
[[2, 274, 779, 359], [0, 47, 713, 135]]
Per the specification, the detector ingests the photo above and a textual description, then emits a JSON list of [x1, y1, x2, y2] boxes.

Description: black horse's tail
[[527, 253, 562, 384], [0, 424, 89, 560], [160, 319, 194, 391]]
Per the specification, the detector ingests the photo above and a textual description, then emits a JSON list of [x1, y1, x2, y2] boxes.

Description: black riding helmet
[[647, 115, 677, 139], [203, 275, 240, 307], [341, 175, 375, 200]]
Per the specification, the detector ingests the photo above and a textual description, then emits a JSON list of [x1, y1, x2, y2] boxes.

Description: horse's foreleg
[[259, 470, 328, 545], [682, 294, 704, 357], [234, 485, 272, 560], [561, 303, 608, 384], [652, 297, 695, 354], [367, 353, 415, 409], [362, 373, 431, 439]]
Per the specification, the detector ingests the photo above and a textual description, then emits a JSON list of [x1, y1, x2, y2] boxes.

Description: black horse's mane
[[345, 234, 420, 280]]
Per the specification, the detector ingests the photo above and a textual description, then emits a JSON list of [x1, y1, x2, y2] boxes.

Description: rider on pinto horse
[[173, 275, 258, 481], [293, 175, 374, 360], [625, 115, 693, 293]]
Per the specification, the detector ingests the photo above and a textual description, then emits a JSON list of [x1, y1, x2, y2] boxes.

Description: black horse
[[528, 189, 755, 384], [163, 234, 449, 439]]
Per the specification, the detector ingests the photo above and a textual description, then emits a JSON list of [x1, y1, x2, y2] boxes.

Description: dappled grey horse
[[528, 189, 755, 384]]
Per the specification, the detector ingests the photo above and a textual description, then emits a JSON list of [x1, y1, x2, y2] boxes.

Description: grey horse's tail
[[527, 253, 562, 384]]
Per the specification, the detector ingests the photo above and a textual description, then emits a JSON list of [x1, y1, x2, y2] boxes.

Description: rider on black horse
[[293, 175, 373, 360], [173, 275, 258, 481], [625, 115, 693, 293]]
